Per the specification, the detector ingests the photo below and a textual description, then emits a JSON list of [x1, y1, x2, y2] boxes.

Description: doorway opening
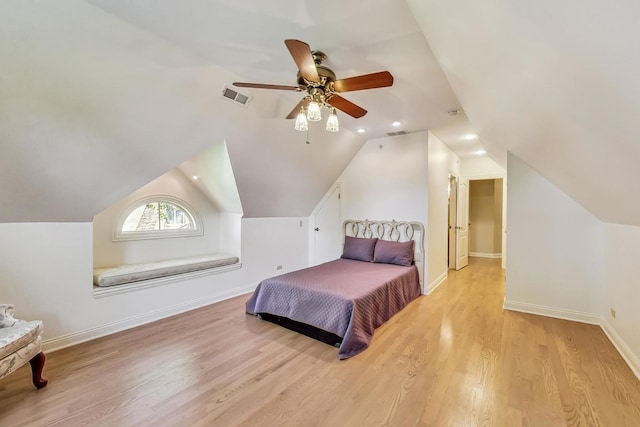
[[468, 178, 504, 259]]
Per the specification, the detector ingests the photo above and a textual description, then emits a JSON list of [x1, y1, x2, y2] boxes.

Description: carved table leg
[[29, 351, 48, 389]]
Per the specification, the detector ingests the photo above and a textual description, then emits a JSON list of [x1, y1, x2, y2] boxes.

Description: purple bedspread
[[246, 258, 421, 359]]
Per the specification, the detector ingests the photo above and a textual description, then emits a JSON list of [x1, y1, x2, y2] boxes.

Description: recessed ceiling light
[[464, 134, 478, 140], [192, 175, 199, 180], [392, 121, 401, 127], [475, 149, 486, 155], [356, 128, 366, 134]]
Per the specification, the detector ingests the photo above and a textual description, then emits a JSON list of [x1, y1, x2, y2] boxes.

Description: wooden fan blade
[[233, 82, 299, 91], [286, 98, 310, 119], [284, 39, 320, 83], [332, 71, 394, 92], [327, 95, 367, 118]]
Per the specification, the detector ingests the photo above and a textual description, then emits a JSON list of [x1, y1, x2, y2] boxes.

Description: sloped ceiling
[[177, 141, 243, 215], [0, 0, 462, 222], [408, 0, 640, 226]]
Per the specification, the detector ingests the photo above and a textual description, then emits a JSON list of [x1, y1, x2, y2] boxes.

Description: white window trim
[[113, 195, 204, 241]]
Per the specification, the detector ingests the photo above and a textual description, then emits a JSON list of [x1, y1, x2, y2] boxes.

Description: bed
[[246, 219, 424, 359]]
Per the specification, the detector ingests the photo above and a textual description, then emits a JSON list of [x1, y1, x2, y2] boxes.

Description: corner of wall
[[426, 270, 447, 295], [426, 133, 459, 288], [502, 300, 640, 381], [506, 153, 640, 381], [503, 300, 600, 325], [505, 152, 601, 317], [600, 317, 640, 381]]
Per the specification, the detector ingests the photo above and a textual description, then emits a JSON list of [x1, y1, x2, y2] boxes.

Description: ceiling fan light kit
[[233, 39, 393, 133], [306, 99, 322, 122], [294, 107, 309, 132], [326, 108, 339, 132]]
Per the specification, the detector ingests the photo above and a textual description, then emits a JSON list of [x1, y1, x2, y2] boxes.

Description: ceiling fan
[[233, 39, 394, 132]]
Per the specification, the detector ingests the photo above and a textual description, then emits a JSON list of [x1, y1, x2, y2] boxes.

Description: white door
[[448, 175, 458, 270], [456, 177, 469, 270], [313, 183, 342, 265]]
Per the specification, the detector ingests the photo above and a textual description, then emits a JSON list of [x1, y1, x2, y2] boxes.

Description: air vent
[[221, 86, 251, 106], [387, 130, 408, 136]]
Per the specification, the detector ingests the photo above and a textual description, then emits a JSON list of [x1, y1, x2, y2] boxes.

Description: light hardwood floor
[[1, 258, 639, 426]]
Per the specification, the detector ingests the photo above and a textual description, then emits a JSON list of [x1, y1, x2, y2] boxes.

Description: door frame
[[464, 173, 507, 269], [309, 182, 343, 265], [448, 174, 458, 270]]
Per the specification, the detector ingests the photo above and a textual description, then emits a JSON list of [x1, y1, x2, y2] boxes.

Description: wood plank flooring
[[1, 258, 639, 426]]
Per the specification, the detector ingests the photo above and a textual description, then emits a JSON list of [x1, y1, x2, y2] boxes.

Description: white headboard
[[343, 219, 426, 293]]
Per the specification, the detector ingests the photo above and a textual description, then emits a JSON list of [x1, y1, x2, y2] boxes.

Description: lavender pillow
[[373, 240, 414, 267], [341, 236, 378, 262]]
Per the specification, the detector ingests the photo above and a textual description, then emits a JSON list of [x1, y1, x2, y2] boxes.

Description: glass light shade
[[306, 101, 322, 121], [326, 108, 339, 132], [294, 108, 308, 131]]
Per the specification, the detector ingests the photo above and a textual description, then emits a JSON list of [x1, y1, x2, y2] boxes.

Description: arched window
[[114, 196, 203, 240]]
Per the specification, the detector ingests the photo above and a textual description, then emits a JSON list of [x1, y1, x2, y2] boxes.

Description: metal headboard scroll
[[343, 219, 426, 291], [343, 219, 425, 264]]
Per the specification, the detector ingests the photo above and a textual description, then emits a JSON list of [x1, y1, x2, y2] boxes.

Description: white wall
[[427, 132, 460, 292], [93, 169, 224, 267], [339, 132, 429, 222], [601, 223, 640, 377], [460, 156, 505, 179], [220, 213, 242, 260], [505, 152, 602, 322], [0, 218, 308, 349]]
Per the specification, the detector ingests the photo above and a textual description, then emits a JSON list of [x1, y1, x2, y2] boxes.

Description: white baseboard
[[426, 271, 448, 295], [470, 252, 502, 259], [43, 284, 255, 353], [503, 300, 600, 324], [600, 318, 640, 381]]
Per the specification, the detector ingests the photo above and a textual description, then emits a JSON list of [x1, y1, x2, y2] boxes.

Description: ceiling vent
[[387, 130, 408, 136], [221, 86, 251, 107]]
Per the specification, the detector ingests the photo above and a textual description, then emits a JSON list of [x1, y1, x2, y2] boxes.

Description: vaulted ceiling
[[409, 0, 640, 226], [0, 0, 461, 222], [1, 1, 636, 226]]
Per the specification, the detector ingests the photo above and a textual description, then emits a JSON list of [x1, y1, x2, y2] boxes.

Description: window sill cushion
[[93, 254, 239, 287]]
